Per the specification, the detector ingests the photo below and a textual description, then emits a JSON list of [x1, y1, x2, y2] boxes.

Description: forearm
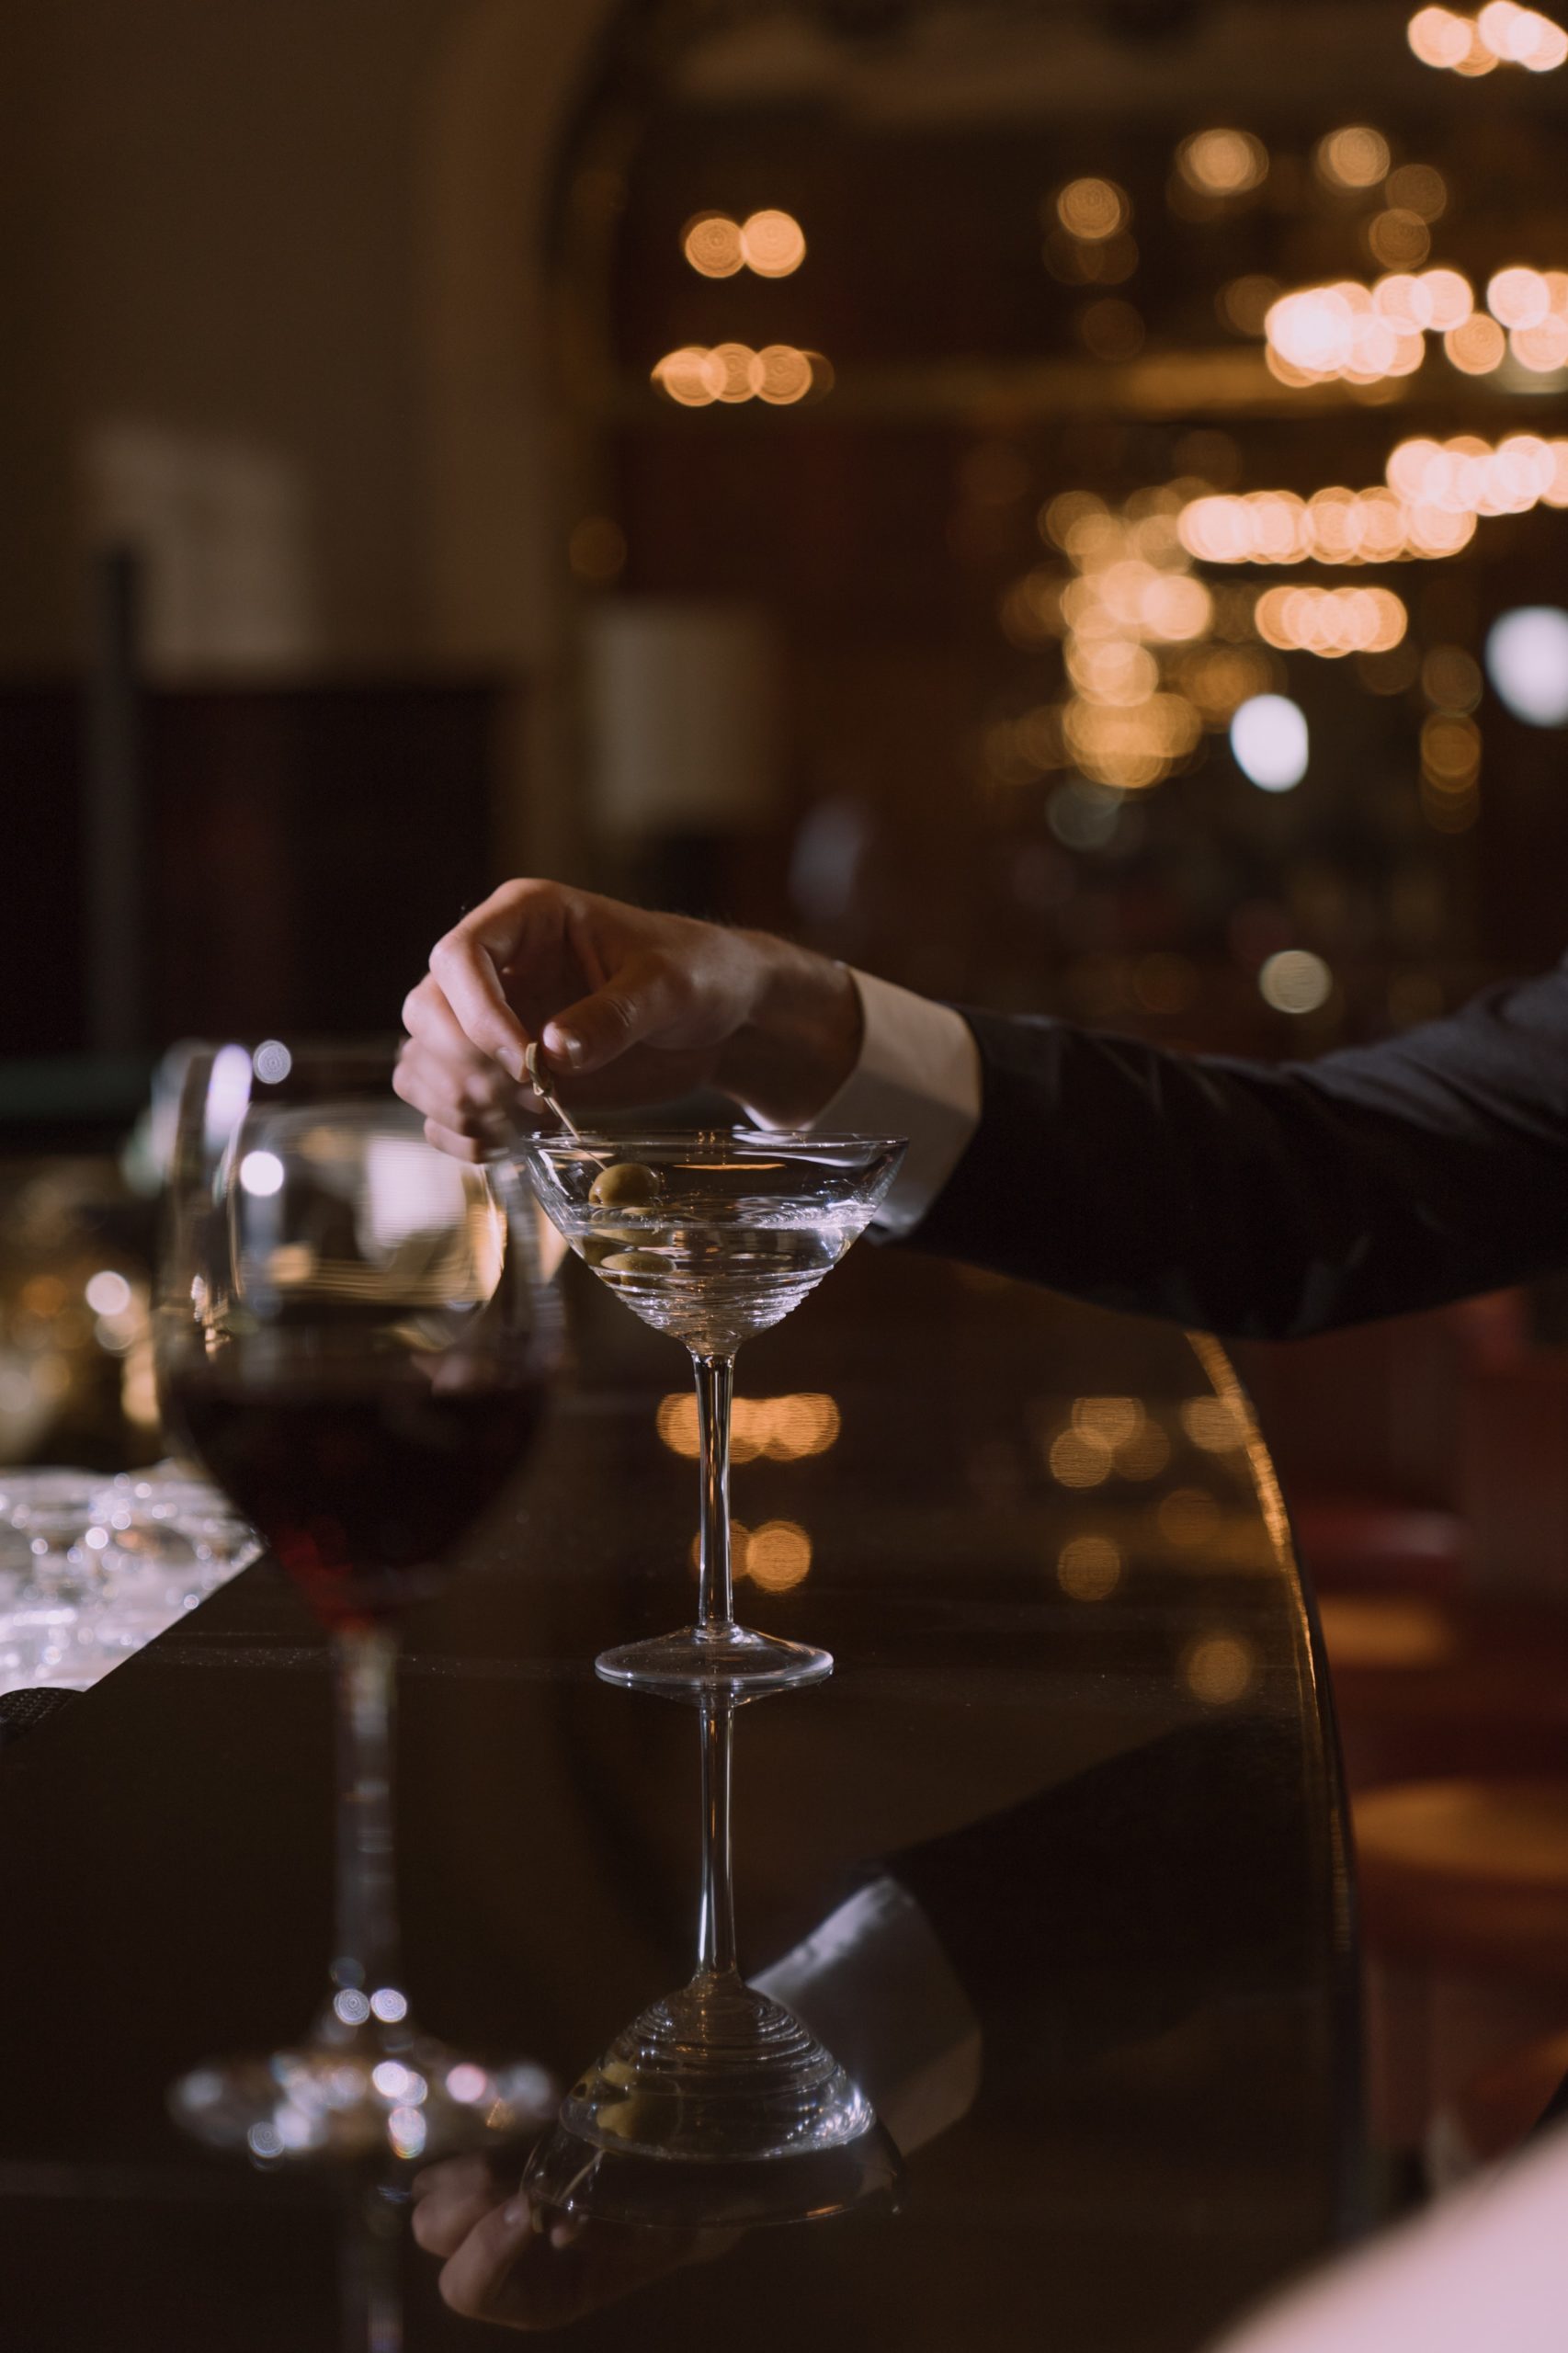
[[910, 1000, 1568, 1338]]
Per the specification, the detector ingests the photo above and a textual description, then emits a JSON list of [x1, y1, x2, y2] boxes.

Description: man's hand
[[410, 2155, 736, 2331], [395, 881, 861, 1160]]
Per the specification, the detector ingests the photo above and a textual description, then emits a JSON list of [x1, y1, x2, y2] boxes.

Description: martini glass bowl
[[518, 1129, 903, 1694]]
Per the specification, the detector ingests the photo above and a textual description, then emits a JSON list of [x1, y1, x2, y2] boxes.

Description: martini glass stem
[[330, 1622, 403, 2015], [692, 1350, 737, 1646], [696, 1695, 738, 1979]]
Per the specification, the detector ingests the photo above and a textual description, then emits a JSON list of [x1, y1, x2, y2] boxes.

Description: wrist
[[718, 937, 863, 1125]]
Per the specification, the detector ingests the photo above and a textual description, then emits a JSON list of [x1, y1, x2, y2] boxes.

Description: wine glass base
[[595, 1625, 832, 1695], [171, 2028, 554, 2166]]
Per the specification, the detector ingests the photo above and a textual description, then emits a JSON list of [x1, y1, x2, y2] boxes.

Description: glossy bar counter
[[0, 1244, 1358, 2350]]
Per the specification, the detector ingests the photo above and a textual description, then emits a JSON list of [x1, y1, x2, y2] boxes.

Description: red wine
[[167, 1364, 548, 1628]]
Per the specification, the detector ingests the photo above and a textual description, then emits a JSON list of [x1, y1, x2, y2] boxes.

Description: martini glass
[[156, 1050, 560, 2165], [519, 1130, 903, 1694], [526, 1687, 902, 2229]]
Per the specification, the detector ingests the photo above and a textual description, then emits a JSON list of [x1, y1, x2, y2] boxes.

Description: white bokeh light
[[238, 1149, 286, 1198], [1485, 606, 1568, 726], [1231, 694, 1310, 790], [1259, 949, 1333, 1014]]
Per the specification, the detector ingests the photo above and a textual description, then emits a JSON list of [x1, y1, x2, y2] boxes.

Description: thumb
[[541, 954, 682, 1075]]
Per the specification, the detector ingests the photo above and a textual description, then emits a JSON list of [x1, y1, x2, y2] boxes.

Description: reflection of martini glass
[[526, 1689, 902, 2229], [519, 1131, 903, 1693]]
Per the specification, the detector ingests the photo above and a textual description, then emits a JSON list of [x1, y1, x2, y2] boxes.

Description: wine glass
[[156, 1044, 559, 2164], [518, 1130, 903, 1695], [525, 1686, 902, 2229]]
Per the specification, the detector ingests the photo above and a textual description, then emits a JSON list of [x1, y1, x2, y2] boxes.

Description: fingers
[[541, 952, 687, 1077], [411, 2157, 515, 2258], [437, 2191, 541, 2319], [429, 881, 566, 1082], [421, 1116, 489, 1164], [394, 1039, 525, 1137]]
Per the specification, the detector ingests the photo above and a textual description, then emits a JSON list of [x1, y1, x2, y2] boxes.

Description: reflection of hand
[[411, 2155, 737, 2331], [395, 880, 861, 1160]]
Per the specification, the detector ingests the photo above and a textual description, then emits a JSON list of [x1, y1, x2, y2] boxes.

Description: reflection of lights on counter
[[1056, 1535, 1122, 1601], [1183, 1633, 1257, 1705], [1158, 1488, 1224, 1547], [1181, 1397, 1251, 1452]]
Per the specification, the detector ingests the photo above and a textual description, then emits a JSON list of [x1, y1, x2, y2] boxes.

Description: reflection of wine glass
[[526, 1688, 902, 2229], [520, 1130, 903, 1693], [157, 1049, 559, 2164]]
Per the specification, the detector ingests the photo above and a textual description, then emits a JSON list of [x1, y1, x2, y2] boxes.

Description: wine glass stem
[[692, 1350, 737, 1642], [697, 1694, 738, 1980], [330, 1622, 403, 2010]]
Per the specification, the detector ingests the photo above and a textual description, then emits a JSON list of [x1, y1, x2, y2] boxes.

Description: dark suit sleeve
[[904, 962, 1568, 1337]]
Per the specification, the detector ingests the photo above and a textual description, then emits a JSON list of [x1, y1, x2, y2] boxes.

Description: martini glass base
[[524, 1970, 902, 2228], [595, 1624, 832, 1695], [171, 2021, 553, 2166]]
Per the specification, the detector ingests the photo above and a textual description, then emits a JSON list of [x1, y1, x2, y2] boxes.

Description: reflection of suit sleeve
[[888, 1719, 1317, 2098], [905, 967, 1568, 1336]]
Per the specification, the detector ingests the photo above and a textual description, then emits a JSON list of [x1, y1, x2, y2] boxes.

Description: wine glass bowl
[[519, 1129, 903, 1693]]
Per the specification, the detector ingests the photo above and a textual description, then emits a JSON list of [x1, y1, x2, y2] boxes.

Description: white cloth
[[1210, 2120, 1568, 2353], [807, 970, 982, 1236]]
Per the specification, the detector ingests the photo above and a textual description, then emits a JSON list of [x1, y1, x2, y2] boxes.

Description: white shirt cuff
[[807, 970, 982, 1237]]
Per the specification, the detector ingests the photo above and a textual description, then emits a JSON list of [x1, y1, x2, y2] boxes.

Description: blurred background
[[5, 0, 1568, 1465]]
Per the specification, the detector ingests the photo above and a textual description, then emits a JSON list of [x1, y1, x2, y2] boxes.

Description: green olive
[[589, 1161, 662, 1210], [599, 1248, 669, 1276]]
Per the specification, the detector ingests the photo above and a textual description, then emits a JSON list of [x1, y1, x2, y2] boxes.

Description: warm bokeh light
[[1254, 585, 1407, 657], [652, 345, 825, 408], [1511, 316, 1568, 370], [740, 210, 806, 277], [1259, 948, 1334, 1013], [1055, 176, 1129, 241], [1049, 1427, 1113, 1487], [1056, 1534, 1123, 1601], [1487, 265, 1551, 325], [1218, 274, 1281, 335], [1386, 163, 1449, 219], [1177, 643, 1279, 725], [1183, 1633, 1256, 1705], [745, 1519, 812, 1591], [1368, 210, 1430, 270], [1410, 3, 1567, 68], [1422, 643, 1483, 710], [683, 213, 744, 278], [1077, 297, 1144, 359], [1315, 125, 1392, 188], [1177, 129, 1268, 195], [657, 1391, 840, 1462]]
